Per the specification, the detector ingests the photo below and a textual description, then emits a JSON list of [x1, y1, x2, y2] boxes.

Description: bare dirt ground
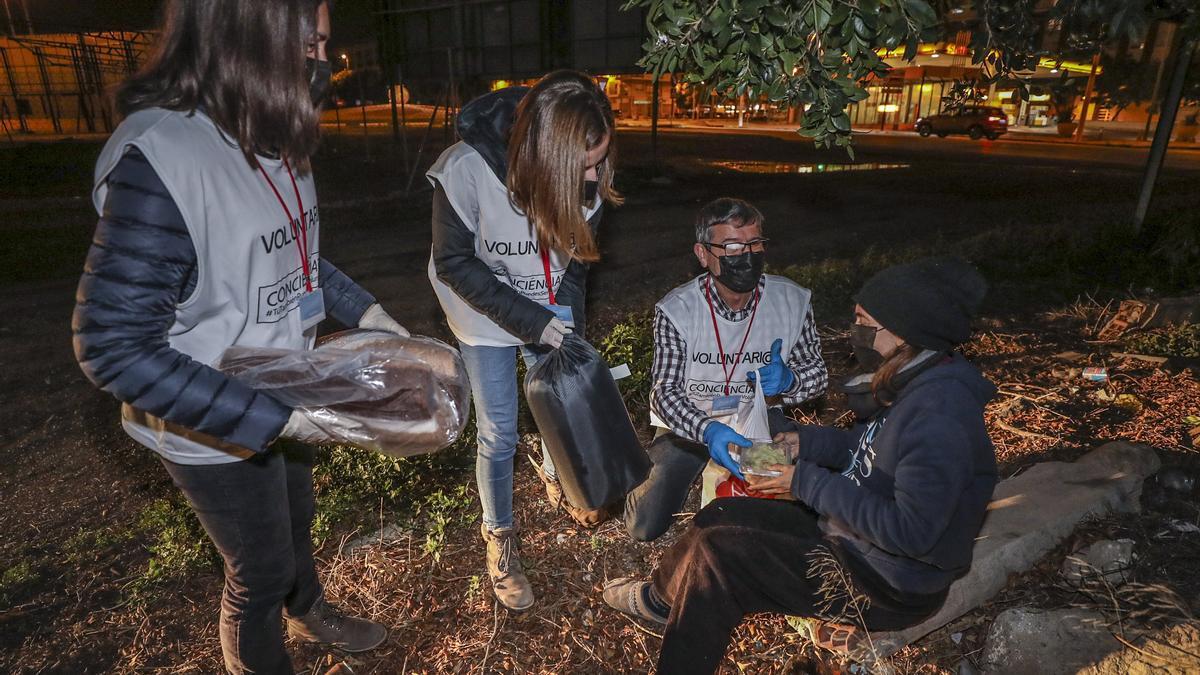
[[1, 128, 1198, 673]]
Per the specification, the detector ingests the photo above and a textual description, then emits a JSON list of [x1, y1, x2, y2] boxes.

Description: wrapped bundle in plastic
[[524, 334, 651, 510], [219, 330, 470, 457]]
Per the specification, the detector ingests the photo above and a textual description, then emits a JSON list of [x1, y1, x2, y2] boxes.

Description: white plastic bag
[[703, 366, 775, 505], [219, 330, 470, 457], [735, 366, 772, 443]]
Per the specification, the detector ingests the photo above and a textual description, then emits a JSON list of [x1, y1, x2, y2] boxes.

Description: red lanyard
[[258, 158, 313, 293], [705, 276, 760, 396], [541, 247, 556, 305]]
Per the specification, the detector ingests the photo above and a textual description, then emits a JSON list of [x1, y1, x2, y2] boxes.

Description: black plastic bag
[[524, 334, 650, 510]]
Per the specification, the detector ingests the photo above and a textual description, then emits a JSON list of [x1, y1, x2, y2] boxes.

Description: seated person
[[603, 257, 999, 675], [622, 197, 827, 542]]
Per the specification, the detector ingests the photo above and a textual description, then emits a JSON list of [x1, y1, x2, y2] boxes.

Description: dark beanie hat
[[854, 257, 987, 351]]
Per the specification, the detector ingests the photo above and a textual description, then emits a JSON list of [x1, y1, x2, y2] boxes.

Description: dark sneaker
[[481, 523, 535, 611], [286, 596, 388, 653], [601, 577, 668, 625], [530, 458, 609, 528]]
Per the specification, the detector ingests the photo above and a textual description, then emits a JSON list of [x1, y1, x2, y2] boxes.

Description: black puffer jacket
[[430, 87, 600, 344], [72, 148, 376, 453]]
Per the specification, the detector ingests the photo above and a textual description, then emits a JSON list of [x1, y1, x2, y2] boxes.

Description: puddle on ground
[[706, 160, 910, 174]]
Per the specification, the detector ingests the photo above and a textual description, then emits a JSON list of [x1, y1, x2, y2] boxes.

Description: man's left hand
[[746, 338, 794, 396], [358, 304, 409, 337], [746, 463, 797, 499]]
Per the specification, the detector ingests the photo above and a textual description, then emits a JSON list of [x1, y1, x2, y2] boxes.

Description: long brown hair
[[507, 70, 622, 263], [116, 0, 324, 174], [871, 343, 921, 407]]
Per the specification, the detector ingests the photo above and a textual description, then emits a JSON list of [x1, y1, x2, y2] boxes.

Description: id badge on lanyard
[[705, 276, 760, 416], [298, 290, 325, 331], [260, 160, 325, 330], [710, 394, 741, 418], [540, 248, 574, 328]]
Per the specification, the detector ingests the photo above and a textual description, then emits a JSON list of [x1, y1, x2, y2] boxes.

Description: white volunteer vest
[[93, 108, 319, 464], [425, 141, 600, 346], [652, 274, 811, 428]]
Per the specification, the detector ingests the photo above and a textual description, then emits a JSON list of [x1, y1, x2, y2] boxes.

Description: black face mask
[[713, 251, 764, 294], [584, 180, 598, 203], [849, 323, 885, 372], [305, 58, 332, 107]]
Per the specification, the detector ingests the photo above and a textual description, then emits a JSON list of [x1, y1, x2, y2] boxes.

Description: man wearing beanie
[[603, 257, 998, 675]]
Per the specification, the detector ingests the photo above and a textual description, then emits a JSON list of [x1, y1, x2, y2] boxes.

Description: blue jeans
[[458, 343, 556, 530]]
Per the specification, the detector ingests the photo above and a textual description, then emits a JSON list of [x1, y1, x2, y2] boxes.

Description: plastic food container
[[735, 442, 788, 477]]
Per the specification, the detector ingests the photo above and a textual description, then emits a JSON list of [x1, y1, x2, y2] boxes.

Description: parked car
[[915, 106, 1008, 140]]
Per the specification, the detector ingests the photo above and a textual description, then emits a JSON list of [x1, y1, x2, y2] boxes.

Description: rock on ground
[[979, 607, 1119, 674], [872, 442, 1161, 655], [1061, 538, 1135, 586]]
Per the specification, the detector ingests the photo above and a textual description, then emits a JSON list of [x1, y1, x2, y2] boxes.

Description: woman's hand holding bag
[[538, 317, 572, 349]]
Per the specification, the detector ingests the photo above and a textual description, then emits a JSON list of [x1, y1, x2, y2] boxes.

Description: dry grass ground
[[2, 132, 1198, 673], [20, 301, 1189, 675]]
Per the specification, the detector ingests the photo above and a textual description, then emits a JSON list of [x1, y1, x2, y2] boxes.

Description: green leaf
[[662, 1, 680, 23], [853, 16, 871, 40], [780, 49, 799, 75], [815, 0, 834, 31], [766, 6, 790, 27], [830, 2, 851, 26], [905, 0, 936, 27], [741, 0, 770, 17], [717, 22, 733, 50]]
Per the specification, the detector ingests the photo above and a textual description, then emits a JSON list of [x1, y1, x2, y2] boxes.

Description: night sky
[[10, 0, 373, 44]]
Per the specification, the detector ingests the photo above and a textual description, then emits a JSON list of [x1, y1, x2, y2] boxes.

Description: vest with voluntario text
[[93, 108, 319, 465], [652, 274, 811, 428], [425, 141, 600, 347]]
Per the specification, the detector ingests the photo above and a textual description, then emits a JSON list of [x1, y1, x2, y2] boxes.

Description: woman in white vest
[[72, 1, 402, 672], [427, 70, 621, 611]]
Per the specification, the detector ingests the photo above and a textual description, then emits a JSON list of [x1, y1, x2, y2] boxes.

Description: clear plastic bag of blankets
[[219, 330, 470, 457]]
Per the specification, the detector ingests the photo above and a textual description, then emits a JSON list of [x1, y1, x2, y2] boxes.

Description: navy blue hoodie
[[790, 353, 998, 594]]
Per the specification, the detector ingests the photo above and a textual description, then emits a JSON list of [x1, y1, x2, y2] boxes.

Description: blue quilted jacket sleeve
[[72, 149, 291, 453], [320, 258, 376, 327]]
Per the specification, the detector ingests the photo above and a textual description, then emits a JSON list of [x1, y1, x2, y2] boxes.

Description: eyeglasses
[[703, 238, 769, 256]]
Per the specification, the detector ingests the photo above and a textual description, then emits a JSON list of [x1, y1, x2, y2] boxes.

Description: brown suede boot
[[530, 458, 609, 529], [481, 523, 535, 611], [286, 596, 387, 653]]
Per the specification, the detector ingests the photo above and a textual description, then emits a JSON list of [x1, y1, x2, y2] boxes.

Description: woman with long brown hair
[[602, 258, 998, 674], [72, 1, 401, 671], [427, 70, 621, 611]]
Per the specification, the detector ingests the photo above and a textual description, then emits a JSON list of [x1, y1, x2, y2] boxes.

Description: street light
[[340, 53, 349, 70]]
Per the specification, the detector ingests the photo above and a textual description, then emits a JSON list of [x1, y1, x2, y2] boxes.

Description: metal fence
[[0, 32, 152, 137]]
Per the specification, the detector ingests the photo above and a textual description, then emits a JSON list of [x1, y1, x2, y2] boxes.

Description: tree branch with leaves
[[625, 0, 1198, 155], [623, 0, 939, 157]]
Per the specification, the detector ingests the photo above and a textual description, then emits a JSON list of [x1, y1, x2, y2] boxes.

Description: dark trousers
[[651, 498, 946, 675], [624, 409, 792, 542], [161, 443, 321, 675]]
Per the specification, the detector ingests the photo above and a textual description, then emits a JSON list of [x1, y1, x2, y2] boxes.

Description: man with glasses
[[623, 198, 827, 542]]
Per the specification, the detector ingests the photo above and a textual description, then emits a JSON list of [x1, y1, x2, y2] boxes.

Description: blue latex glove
[[746, 338, 794, 396], [703, 421, 751, 480]]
